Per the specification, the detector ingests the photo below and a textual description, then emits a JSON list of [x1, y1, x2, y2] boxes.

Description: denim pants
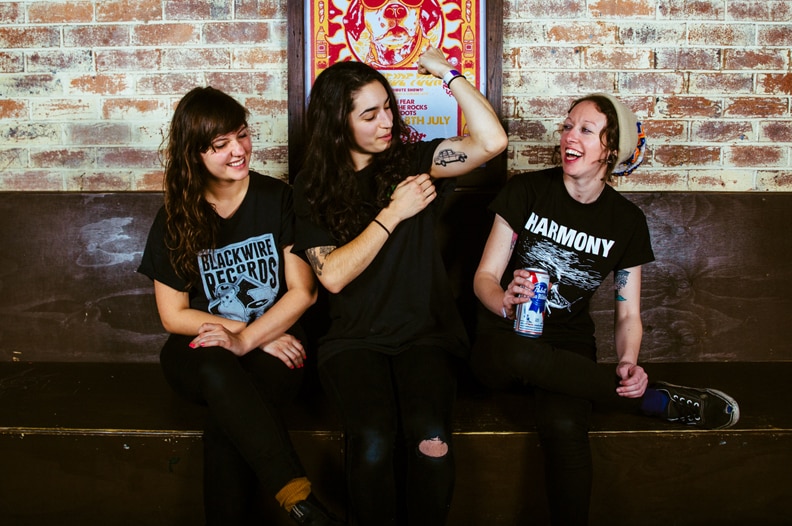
[[159, 333, 306, 525], [470, 330, 642, 526], [319, 344, 458, 526]]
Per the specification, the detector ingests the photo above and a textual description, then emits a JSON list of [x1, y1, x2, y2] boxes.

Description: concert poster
[[304, 0, 487, 141]]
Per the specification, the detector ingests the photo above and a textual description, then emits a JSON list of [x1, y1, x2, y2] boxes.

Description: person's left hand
[[615, 361, 648, 398]]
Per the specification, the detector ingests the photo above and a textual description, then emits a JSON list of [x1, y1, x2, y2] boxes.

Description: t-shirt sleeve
[[291, 174, 337, 256], [137, 206, 189, 292], [615, 206, 655, 270], [279, 182, 296, 248]]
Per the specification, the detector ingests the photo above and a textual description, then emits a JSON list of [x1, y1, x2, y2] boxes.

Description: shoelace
[[670, 393, 702, 424]]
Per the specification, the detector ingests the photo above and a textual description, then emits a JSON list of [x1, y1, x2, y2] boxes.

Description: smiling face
[[200, 125, 252, 182], [347, 80, 394, 170], [559, 100, 613, 182]]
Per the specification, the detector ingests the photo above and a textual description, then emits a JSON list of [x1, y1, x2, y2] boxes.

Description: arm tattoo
[[306, 246, 335, 277], [433, 146, 468, 167], [614, 269, 629, 302]]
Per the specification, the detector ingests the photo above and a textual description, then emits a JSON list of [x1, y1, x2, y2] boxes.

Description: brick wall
[[1, 1, 790, 192]]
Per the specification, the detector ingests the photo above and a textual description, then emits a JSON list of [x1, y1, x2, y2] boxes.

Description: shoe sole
[[655, 381, 741, 429]]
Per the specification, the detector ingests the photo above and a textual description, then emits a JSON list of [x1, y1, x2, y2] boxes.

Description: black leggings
[[319, 345, 457, 526], [160, 333, 306, 525], [470, 330, 643, 526]]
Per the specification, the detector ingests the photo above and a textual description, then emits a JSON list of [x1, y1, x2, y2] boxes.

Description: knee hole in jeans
[[418, 436, 449, 458]]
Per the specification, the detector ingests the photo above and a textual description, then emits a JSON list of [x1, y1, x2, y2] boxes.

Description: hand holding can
[[514, 268, 550, 338]]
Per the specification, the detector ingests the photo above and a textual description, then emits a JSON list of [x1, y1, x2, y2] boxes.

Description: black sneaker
[[653, 381, 740, 429], [290, 494, 345, 526]]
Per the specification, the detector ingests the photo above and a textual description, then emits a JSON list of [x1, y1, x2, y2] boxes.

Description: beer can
[[514, 268, 550, 338]]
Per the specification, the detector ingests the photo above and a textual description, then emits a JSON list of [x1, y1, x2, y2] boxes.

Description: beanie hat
[[592, 93, 646, 176]]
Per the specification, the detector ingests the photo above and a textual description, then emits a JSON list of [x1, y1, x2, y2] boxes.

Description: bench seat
[[1, 360, 790, 525]]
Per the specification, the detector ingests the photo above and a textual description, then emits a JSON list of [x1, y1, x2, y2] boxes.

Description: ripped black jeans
[[319, 345, 457, 526]]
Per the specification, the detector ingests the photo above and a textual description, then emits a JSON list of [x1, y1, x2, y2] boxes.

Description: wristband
[[372, 218, 391, 236], [442, 69, 464, 87]]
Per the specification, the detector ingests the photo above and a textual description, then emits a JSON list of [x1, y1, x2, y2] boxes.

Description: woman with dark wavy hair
[[292, 47, 508, 526], [138, 87, 342, 526]]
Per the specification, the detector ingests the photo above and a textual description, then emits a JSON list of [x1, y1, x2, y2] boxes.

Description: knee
[[538, 414, 589, 443], [417, 436, 449, 458], [197, 349, 238, 392]]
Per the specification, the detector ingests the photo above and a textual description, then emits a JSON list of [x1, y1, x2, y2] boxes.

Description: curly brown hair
[[160, 87, 249, 287], [297, 61, 412, 245]]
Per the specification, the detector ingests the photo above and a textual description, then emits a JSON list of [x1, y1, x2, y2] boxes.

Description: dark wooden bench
[[1, 190, 791, 525]]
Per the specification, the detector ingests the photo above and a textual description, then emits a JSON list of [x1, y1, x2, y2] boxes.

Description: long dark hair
[[161, 86, 249, 287], [298, 61, 410, 244], [553, 94, 621, 180]]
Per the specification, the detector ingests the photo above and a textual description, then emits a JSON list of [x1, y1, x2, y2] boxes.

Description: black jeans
[[160, 333, 306, 525], [319, 345, 457, 526], [470, 330, 642, 526]]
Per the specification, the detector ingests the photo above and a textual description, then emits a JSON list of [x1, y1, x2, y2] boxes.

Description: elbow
[[306, 284, 319, 307], [158, 315, 178, 335], [493, 128, 509, 155], [321, 278, 345, 295], [481, 128, 508, 160]]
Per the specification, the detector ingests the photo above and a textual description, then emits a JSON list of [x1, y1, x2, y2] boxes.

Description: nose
[[230, 139, 247, 155], [379, 110, 393, 128], [384, 4, 407, 22]]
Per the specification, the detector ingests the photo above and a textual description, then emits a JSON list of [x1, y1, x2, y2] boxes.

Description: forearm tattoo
[[614, 269, 629, 302], [306, 246, 335, 277]]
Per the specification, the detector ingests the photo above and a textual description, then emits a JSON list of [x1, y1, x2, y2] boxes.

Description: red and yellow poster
[[305, 0, 486, 141]]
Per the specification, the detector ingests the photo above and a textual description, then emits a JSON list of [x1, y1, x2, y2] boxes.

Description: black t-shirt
[[292, 139, 468, 362], [479, 168, 655, 347], [138, 172, 295, 324]]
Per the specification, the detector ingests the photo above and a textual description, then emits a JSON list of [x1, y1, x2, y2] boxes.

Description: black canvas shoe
[[290, 494, 345, 526], [652, 381, 740, 429]]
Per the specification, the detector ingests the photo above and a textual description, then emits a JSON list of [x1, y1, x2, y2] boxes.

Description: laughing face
[[559, 100, 612, 182]]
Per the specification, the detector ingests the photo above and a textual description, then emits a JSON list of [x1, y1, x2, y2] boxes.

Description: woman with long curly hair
[[292, 47, 508, 526], [138, 86, 342, 526]]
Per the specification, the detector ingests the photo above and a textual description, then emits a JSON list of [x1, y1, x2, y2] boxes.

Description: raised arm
[[417, 46, 508, 179]]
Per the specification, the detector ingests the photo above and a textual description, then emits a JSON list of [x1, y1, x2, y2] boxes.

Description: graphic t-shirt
[[480, 168, 655, 347], [138, 172, 294, 324], [292, 139, 468, 362]]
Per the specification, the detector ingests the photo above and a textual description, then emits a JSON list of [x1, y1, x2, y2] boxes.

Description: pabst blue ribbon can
[[514, 268, 550, 338]]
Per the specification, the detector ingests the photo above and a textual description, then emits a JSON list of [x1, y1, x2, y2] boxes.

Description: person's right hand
[[387, 173, 436, 221], [502, 268, 535, 318]]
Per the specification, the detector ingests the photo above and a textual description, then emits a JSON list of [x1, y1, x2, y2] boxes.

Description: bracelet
[[372, 218, 391, 236], [442, 69, 465, 88]]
